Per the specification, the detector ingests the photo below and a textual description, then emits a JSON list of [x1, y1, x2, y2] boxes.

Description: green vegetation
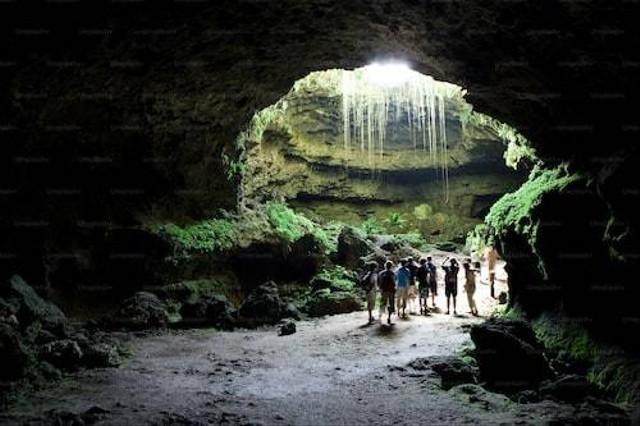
[[265, 201, 332, 251], [151, 218, 240, 256], [360, 216, 385, 235], [385, 211, 406, 227], [221, 154, 247, 181], [413, 203, 433, 221], [461, 111, 537, 169], [311, 265, 357, 293], [485, 165, 582, 279], [465, 223, 489, 255], [531, 312, 640, 404]]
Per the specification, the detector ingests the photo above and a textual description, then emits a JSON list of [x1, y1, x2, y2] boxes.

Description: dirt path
[[3, 267, 605, 426]]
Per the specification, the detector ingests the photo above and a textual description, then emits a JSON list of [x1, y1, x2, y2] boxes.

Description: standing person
[[406, 256, 419, 314], [416, 258, 430, 315], [361, 261, 379, 323], [484, 245, 499, 298], [426, 256, 438, 309], [442, 257, 460, 315], [395, 259, 411, 318], [378, 261, 397, 325], [463, 259, 479, 316]]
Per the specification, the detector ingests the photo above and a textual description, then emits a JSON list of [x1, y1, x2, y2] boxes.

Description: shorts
[[407, 285, 417, 299], [428, 280, 437, 296], [419, 286, 429, 299], [367, 291, 377, 310], [445, 282, 457, 297]]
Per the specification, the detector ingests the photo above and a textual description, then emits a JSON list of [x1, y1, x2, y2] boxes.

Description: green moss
[[531, 312, 640, 403], [265, 201, 333, 252], [485, 165, 582, 279], [312, 265, 357, 292], [360, 216, 385, 235], [150, 218, 240, 256], [465, 223, 488, 255]]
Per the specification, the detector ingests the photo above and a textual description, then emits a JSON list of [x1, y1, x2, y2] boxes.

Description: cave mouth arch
[[233, 65, 532, 245]]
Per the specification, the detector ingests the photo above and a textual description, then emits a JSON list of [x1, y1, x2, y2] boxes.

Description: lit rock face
[[0, 0, 638, 328], [242, 69, 525, 239]]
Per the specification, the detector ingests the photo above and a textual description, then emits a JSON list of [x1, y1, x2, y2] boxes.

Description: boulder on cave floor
[[38, 339, 83, 370], [1, 275, 70, 337], [334, 226, 376, 270], [180, 294, 238, 330], [103, 291, 170, 330], [239, 281, 283, 324], [470, 317, 553, 394], [431, 356, 479, 390], [0, 323, 30, 381], [539, 374, 600, 404], [448, 383, 513, 412], [305, 290, 362, 317]]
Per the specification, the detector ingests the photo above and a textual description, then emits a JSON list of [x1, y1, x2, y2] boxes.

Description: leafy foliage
[[266, 202, 333, 252], [360, 216, 385, 235], [151, 218, 240, 256], [385, 211, 406, 227]]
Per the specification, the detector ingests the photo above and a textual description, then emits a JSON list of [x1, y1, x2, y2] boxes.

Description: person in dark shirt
[[442, 257, 460, 315], [378, 260, 397, 325]]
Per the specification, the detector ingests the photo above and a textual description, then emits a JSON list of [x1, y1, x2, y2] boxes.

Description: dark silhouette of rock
[[38, 339, 83, 370], [281, 303, 301, 321], [539, 374, 599, 403], [239, 281, 282, 323], [431, 357, 478, 390], [305, 290, 362, 317], [0, 323, 30, 381], [81, 341, 122, 368], [1, 275, 69, 337], [335, 227, 376, 270], [278, 320, 296, 336], [105, 291, 170, 330], [470, 318, 553, 394], [180, 294, 237, 329]]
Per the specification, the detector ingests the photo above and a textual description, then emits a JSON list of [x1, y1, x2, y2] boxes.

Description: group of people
[[359, 254, 490, 325]]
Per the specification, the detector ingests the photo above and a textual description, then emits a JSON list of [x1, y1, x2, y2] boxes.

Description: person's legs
[[489, 272, 496, 298], [453, 295, 457, 315]]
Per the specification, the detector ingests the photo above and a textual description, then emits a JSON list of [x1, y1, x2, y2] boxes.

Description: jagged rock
[[180, 294, 237, 329], [514, 389, 540, 404], [431, 357, 478, 390], [81, 341, 122, 368], [305, 290, 362, 317], [334, 227, 376, 270], [38, 339, 83, 370], [281, 303, 301, 321], [278, 320, 296, 336], [470, 318, 553, 394], [0, 323, 30, 381], [1, 275, 69, 336], [106, 291, 170, 330], [239, 281, 283, 323], [539, 374, 599, 403], [448, 384, 513, 412], [287, 233, 326, 280]]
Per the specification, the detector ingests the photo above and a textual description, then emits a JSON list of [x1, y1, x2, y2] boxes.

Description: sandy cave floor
[[0, 265, 621, 425]]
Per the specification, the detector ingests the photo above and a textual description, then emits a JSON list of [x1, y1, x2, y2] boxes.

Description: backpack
[[379, 270, 395, 292], [359, 272, 373, 291]]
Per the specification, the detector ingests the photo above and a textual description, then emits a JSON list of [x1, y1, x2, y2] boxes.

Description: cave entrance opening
[[233, 64, 533, 250]]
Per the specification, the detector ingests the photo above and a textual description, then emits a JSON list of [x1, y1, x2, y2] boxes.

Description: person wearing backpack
[[416, 258, 430, 315], [378, 260, 397, 325], [360, 261, 379, 324], [442, 257, 460, 315], [426, 256, 438, 309]]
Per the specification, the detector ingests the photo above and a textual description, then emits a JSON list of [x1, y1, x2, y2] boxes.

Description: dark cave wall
[[0, 0, 639, 328]]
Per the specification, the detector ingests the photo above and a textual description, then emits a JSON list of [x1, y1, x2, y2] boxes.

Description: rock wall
[[0, 0, 639, 350]]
